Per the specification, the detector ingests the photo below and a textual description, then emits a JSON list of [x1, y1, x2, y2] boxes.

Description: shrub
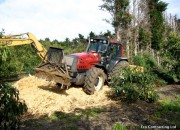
[[132, 54, 158, 71], [110, 68, 159, 103], [0, 45, 41, 79], [0, 83, 27, 130], [132, 54, 168, 86], [160, 33, 180, 83]]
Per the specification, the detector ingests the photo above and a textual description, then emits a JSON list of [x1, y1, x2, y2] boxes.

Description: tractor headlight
[[67, 66, 71, 70], [103, 40, 107, 43]]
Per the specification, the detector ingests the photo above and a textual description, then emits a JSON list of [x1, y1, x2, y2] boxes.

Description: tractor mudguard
[[94, 64, 107, 74]]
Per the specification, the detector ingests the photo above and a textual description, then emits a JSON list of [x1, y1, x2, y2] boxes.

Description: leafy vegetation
[[160, 33, 180, 83], [132, 54, 158, 71], [132, 54, 167, 86], [110, 67, 159, 103], [100, 0, 131, 39], [138, 28, 151, 49], [0, 82, 27, 130], [153, 96, 180, 127], [0, 45, 41, 79], [148, 0, 168, 50], [158, 96, 180, 112]]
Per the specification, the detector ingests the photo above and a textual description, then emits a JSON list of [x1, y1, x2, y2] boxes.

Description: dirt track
[[14, 75, 115, 117]]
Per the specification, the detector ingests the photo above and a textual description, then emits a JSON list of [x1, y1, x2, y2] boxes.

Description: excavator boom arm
[[0, 32, 47, 61]]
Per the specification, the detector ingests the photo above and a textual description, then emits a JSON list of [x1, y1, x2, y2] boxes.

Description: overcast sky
[[0, 0, 179, 41]]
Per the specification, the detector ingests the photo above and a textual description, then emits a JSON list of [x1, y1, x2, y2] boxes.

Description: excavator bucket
[[34, 47, 71, 86]]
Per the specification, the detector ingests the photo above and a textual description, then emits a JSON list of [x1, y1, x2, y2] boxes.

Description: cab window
[[108, 44, 121, 59]]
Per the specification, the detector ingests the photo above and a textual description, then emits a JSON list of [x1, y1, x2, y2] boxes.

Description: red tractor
[[35, 37, 129, 94]]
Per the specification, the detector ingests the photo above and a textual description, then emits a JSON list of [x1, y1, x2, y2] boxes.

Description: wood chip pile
[[13, 75, 114, 117]]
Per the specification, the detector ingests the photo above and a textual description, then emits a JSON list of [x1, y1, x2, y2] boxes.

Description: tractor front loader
[[34, 47, 71, 87]]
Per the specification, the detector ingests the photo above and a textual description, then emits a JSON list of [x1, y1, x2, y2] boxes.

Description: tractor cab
[[87, 38, 108, 53], [107, 40, 125, 58], [87, 38, 124, 58], [86, 38, 125, 68]]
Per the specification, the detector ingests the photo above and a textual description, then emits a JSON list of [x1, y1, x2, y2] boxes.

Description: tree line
[[100, 0, 180, 83]]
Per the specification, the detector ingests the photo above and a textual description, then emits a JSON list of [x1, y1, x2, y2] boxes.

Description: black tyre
[[108, 61, 129, 81], [84, 67, 105, 95]]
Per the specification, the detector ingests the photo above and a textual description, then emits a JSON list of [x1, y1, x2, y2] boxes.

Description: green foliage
[[0, 29, 5, 38], [163, 33, 180, 64], [112, 122, 127, 130], [110, 68, 159, 103], [40, 34, 87, 55], [138, 28, 151, 49], [148, 0, 168, 50], [0, 45, 41, 78], [0, 48, 23, 78], [154, 96, 180, 128], [132, 54, 168, 86], [89, 31, 96, 38], [132, 49, 179, 84], [100, 0, 131, 30], [114, 0, 131, 28], [133, 32, 180, 84], [160, 33, 180, 83], [158, 96, 180, 112], [132, 54, 158, 71], [0, 82, 27, 130]]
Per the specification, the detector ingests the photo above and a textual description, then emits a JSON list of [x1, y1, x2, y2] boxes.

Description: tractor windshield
[[88, 39, 108, 52]]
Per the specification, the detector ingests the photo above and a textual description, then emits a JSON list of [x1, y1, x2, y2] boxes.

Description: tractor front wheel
[[84, 67, 105, 95]]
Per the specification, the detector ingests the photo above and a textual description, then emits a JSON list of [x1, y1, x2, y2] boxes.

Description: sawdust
[[13, 75, 114, 117]]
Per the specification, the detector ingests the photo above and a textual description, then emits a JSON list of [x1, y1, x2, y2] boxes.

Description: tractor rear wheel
[[108, 60, 129, 81], [84, 67, 105, 95]]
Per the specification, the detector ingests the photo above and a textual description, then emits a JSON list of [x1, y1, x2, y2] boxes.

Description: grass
[[158, 96, 180, 112], [112, 122, 127, 130], [41, 107, 104, 130], [153, 95, 180, 127], [82, 107, 103, 116], [47, 107, 103, 123]]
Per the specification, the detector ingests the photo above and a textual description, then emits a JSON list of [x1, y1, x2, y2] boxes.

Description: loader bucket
[[34, 47, 71, 86], [46, 47, 64, 64], [34, 66, 71, 86]]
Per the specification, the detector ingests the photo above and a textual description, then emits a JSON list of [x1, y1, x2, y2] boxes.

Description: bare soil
[[157, 85, 180, 101], [13, 76, 180, 130]]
